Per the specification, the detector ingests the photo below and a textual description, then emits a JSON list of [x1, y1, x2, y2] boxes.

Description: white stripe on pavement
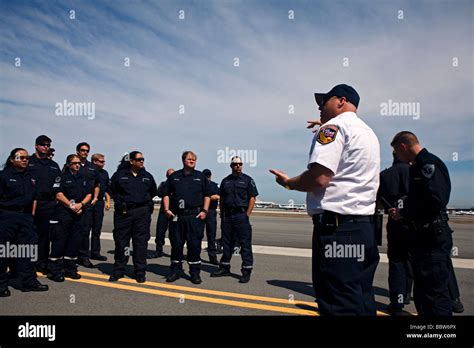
[[99, 232, 474, 269]]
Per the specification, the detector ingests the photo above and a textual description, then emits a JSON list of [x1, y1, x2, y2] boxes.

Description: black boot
[[239, 269, 251, 283], [211, 267, 230, 277]]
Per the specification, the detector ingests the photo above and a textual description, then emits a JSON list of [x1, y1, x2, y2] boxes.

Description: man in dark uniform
[[211, 156, 258, 283], [390, 131, 455, 315], [27, 135, 61, 274], [149, 168, 174, 259], [109, 152, 158, 283], [378, 152, 413, 315], [76, 142, 99, 268], [90, 153, 111, 261], [163, 151, 210, 284], [0, 148, 49, 296], [202, 169, 220, 265]]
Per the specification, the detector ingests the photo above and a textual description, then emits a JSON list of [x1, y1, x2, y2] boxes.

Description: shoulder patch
[[250, 180, 256, 187], [421, 164, 435, 179], [317, 125, 339, 145]]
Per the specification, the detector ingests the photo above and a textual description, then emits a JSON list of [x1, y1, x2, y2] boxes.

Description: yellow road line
[[66, 277, 318, 316], [77, 271, 318, 308]]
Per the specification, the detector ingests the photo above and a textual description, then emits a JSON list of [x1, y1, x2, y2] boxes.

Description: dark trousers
[[219, 212, 253, 271], [90, 200, 105, 255], [411, 220, 453, 315], [387, 218, 413, 308], [155, 205, 170, 251], [48, 210, 84, 275], [205, 209, 217, 257], [447, 257, 460, 300], [0, 211, 38, 290], [79, 204, 93, 260], [169, 215, 205, 275], [312, 219, 380, 316], [112, 206, 151, 276], [33, 200, 55, 268]]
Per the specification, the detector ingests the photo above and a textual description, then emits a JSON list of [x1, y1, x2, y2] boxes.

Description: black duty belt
[[312, 211, 373, 226], [37, 193, 54, 201], [175, 208, 201, 216], [223, 207, 246, 216], [0, 206, 32, 214]]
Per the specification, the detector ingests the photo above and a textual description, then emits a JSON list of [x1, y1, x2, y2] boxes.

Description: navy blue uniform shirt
[[378, 159, 410, 213], [52, 170, 93, 204], [79, 160, 99, 195], [110, 168, 158, 206], [0, 166, 37, 210], [94, 166, 110, 200], [401, 148, 451, 222], [208, 180, 219, 210], [27, 155, 61, 200], [164, 169, 210, 211], [219, 173, 258, 209]]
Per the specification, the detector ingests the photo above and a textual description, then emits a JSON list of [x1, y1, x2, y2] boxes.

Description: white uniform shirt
[[306, 111, 380, 216]]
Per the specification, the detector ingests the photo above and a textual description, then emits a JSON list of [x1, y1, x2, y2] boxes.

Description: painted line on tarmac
[[99, 232, 474, 269]]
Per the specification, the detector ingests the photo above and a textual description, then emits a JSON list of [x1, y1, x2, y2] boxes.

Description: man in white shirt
[[270, 84, 381, 315]]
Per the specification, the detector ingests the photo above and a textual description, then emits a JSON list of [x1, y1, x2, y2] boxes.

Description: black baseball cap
[[202, 169, 212, 177], [314, 84, 360, 108]]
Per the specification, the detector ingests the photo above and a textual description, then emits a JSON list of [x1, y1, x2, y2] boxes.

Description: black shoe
[[78, 259, 95, 268], [90, 254, 107, 261], [147, 249, 163, 259], [136, 274, 146, 283], [209, 256, 219, 265], [47, 273, 65, 282], [0, 289, 11, 297], [239, 272, 251, 283], [386, 305, 410, 316], [211, 268, 231, 277], [6, 271, 18, 279], [108, 273, 124, 282], [452, 298, 464, 313], [190, 274, 202, 284], [404, 294, 411, 305], [166, 272, 181, 283], [36, 264, 49, 275], [65, 271, 81, 280], [21, 281, 49, 292]]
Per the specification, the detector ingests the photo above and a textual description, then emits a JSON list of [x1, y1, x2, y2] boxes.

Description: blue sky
[[1, 0, 473, 207]]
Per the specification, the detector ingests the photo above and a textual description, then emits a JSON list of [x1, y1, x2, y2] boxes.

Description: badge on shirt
[[421, 164, 435, 179], [316, 125, 339, 145]]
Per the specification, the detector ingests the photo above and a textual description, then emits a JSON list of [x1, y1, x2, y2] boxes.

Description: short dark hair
[[35, 135, 51, 145], [76, 142, 90, 152], [390, 131, 419, 147]]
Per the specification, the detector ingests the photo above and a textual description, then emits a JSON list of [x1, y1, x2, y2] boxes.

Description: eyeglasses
[[232, 163, 243, 167], [79, 149, 89, 153], [70, 162, 81, 165], [38, 143, 51, 147], [15, 156, 30, 161], [133, 158, 145, 162]]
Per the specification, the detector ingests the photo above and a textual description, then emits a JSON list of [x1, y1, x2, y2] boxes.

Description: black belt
[[223, 207, 246, 216], [312, 211, 373, 226], [176, 208, 201, 216], [0, 206, 32, 214], [126, 202, 149, 210], [37, 193, 54, 201]]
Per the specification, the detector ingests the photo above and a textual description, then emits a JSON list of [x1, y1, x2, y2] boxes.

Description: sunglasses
[[38, 143, 51, 147], [96, 160, 105, 163], [232, 163, 243, 167], [133, 158, 145, 162], [15, 156, 30, 161], [70, 161, 81, 165], [79, 149, 90, 153]]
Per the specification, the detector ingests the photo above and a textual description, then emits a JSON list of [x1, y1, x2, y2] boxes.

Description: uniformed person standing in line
[[89, 153, 111, 261], [270, 84, 381, 315], [109, 152, 158, 283], [211, 156, 258, 283], [47, 148, 55, 160], [27, 135, 61, 274], [48, 154, 93, 282], [389, 131, 456, 315], [76, 142, 99, 269], [202, 169, 220, 265], [378, 152, 413, 315], [162, 151, 210, 284], [149, 168, 174, 259], [0, 148, 49, 296]]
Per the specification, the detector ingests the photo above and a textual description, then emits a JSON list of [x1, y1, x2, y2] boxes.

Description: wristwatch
[[201, 209, 208, 214]]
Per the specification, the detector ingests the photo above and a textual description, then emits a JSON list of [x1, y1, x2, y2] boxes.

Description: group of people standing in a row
[[0, 136, 258, 297]]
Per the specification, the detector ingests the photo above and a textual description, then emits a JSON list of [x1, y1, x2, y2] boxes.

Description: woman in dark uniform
[[109, 151, 158, 283], [0, 148, 48, 297], [48, 154, 93, 282]]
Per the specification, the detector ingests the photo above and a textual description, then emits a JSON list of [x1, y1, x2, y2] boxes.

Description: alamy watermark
[[324, 242, 365, 262], [380, 99, 420, 120], [217, 147, 257, 167], [0, 242, 38, 261], [55, 99, 95, 120]]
